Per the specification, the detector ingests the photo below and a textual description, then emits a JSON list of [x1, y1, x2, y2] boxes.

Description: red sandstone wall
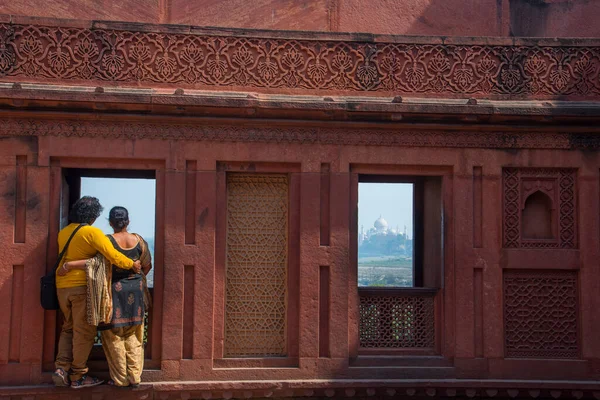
[[0, 0, 598, 37], [0, 0, 161, 24], [2, 124, 600, 388], [509, 0, 600, 37], [335, 0, 504, 36], [0, 2, 599, 396], [168, 0, 332, 31]]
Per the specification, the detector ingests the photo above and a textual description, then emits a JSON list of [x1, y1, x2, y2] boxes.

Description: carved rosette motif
[[502, 168, 577, 249], [504, 270, 579, 359], [1, 23, 600, 98]]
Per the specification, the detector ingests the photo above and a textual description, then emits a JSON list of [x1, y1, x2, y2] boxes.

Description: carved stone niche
[[503, 168, 577, 249], [521, 179, 556, 241]]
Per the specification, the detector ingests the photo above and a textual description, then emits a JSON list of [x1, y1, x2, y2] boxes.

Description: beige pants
[[100, 324, 144, 386], [55, 286, 98, 381]]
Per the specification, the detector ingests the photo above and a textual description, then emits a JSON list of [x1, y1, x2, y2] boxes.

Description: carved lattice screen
[[225, 173, 288, 357], [359, 291, 435, 349], [504, 270, 579, 358]]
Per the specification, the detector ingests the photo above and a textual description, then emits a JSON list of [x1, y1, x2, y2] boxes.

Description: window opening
[[358, 182, 414, 288], [356, 175, 442, 352], [80, 177, 156, 287], [60, 168, 157, 359]]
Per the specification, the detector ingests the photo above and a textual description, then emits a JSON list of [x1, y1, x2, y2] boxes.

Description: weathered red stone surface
[[0, 0, 162, 24], [1, 11, 600, 400], [1, 0, 600, 37], [335, 0, 504, 36], [169, 0, 332, 31]]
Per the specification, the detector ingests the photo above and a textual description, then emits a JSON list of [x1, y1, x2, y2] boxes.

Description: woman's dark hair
[[69, 196, 104, 224], [109, 206, 130, 231]]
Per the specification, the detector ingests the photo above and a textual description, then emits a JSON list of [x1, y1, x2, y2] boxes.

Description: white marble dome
[[374, 216, 388, 231]]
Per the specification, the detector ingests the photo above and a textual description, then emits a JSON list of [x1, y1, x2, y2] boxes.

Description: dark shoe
[[70, 374, 104, 389], [108, 379, 130, 389], [52, 368, 70, 387]]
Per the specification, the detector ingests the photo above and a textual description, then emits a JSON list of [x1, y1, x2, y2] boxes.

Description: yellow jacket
[[56, 223, 134, 288]]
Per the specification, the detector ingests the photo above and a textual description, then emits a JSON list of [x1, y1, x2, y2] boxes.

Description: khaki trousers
[[100, 324, 144, 386], [55, 286, 97, 381]]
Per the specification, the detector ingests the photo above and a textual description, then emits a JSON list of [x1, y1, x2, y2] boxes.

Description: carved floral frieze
[[0, 23, 600, 99]]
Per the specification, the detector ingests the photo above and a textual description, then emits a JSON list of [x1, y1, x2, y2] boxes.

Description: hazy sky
[[80, 178, 156, 238], [358, 183, 413, 237], [80, 178, 413, 239]]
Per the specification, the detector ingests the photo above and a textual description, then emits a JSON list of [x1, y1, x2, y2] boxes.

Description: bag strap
[[51, 223, 87, 276]]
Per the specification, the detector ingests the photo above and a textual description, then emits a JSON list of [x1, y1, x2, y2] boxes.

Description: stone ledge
[[1, 84, 600, 122], [2, 380, 600, 400]]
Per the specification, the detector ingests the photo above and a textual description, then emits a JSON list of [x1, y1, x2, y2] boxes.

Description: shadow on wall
[[510, 0, 551, 37], [508, 0, 600, 37], [336, 0, 504, 36], [336, 0, 600, 37]]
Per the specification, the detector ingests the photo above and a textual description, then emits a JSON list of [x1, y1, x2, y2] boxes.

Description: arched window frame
[[520, 178, 559, 246]]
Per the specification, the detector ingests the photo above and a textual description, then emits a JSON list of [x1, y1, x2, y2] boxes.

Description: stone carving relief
[[504, 270, 579, 358], [359, 294, 435, 349], [2, 118, 600, 150], [225, 173, 288, 357], [1, 23, 600, 99], [503, 168, 577, 248]]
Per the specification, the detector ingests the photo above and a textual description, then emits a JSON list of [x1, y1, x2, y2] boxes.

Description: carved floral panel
[[1, 23, 600, 99]]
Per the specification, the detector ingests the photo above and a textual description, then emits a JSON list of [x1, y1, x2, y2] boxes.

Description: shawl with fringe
[[85, 254, 113, 326], [86, 233, 152, 325]]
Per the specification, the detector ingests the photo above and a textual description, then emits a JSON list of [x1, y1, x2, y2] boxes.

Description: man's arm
[[57, 259, 88, 276], [83, 228, 136, 269]]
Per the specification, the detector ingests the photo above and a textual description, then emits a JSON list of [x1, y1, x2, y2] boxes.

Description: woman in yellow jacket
[[64, 206, 152, 388], [53, 196, 141, 389]]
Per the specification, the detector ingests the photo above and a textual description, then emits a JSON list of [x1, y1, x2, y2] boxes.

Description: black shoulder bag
[[40, 224, 86, 310]]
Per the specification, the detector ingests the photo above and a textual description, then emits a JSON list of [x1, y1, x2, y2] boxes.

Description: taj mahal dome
[[358, 215, 408, 246]]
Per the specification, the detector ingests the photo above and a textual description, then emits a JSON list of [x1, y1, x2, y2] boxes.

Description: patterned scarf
[[85, 254, 113, 326]]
